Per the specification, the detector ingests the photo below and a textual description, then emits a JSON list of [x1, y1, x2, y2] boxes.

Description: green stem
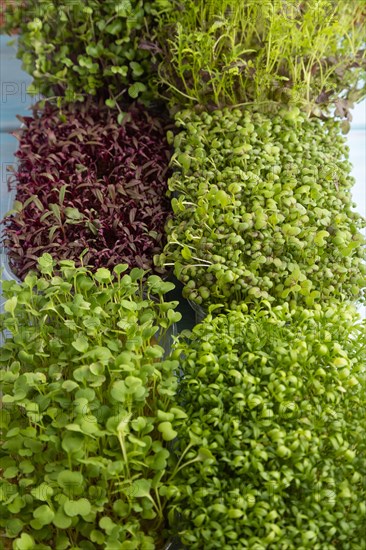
[[117, 414, 132, 479], [158, 71, 199, 102], [168, 442, 193, 481], [154, 487, 163, 520]]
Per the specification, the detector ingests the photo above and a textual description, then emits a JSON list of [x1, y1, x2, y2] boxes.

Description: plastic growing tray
[[0, 187, 21, 333], [187, 298, 208, 324], [164, 538, 186, 549]]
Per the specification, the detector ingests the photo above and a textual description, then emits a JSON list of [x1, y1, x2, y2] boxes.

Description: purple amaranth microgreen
[[2, 99, 173, 279]]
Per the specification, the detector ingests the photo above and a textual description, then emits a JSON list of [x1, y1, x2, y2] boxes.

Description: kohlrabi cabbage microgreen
[[0, 255, 195, 549]]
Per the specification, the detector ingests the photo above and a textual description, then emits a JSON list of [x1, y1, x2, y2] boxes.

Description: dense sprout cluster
[[2, 100, 172, 279], [1, 2, 365, 548], [169, 305, 366, 549], [153, 0, 366, 115], [3, 0, 155, 104], [159, 107, 366, 310], [0, 258, 183, 548]]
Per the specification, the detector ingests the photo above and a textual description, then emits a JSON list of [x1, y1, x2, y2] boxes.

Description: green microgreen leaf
[[170, 305, 366, 547], [162, 108, 366, 311], [0, 263, 181, 546]]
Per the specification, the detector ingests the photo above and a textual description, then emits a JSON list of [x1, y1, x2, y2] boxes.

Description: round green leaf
[[53, 507, 73, 529], [64, 498, 91, 517], [33, 504, 54, 525], [61, 432, 84, 454], [157, 421, 178, 441], [57, 470, 83, 493], [94, 268, 112, 283], [72, 337, 89, 353], [128, 82, 147, 99], [31, 483, 54, 502], [5, 518, 24, 537], [13, 533, 35, 550]]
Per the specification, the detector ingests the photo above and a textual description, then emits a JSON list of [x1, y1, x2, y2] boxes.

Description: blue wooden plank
[[0, 36, 35, 130], [1, 35, 34, 307]]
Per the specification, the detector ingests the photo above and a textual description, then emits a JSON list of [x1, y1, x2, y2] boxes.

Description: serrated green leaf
[[37, 253, 54, 275], [130, 479, 151, 498]]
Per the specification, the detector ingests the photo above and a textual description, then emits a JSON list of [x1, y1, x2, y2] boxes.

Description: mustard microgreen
[[159, 107, 366, 310]]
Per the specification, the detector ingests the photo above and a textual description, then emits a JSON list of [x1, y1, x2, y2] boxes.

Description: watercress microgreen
[[168, 303, 366, 549]]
